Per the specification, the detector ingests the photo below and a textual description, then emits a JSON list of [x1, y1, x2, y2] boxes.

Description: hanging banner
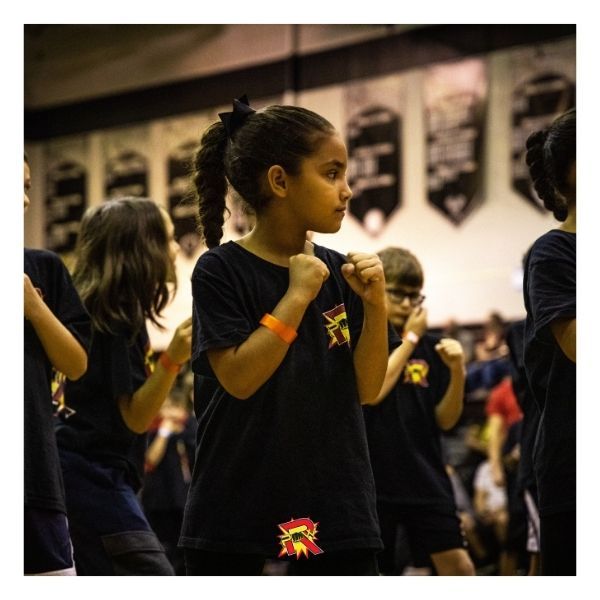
[[102, 126, 149, 199], [509, 38, 575, 210], [344, 74, 406, 237], [424, 58, 488, 225], [44, 136, 88, 261]]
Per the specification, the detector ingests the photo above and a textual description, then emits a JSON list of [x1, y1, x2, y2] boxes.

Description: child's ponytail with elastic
[[193, 122, 229, 249], [192, 96, 335, 247]]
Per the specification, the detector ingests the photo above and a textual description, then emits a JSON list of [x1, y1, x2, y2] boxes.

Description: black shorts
[[377, 501, 467, 568], [24, 506, 75, 575]]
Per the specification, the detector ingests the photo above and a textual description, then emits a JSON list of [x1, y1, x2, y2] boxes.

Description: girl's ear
[[266, 165, 288, 198]]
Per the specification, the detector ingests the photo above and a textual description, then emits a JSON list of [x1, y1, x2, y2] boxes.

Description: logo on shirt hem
[[277, 516, 324, 559]]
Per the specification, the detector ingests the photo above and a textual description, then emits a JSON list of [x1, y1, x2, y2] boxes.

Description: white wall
[[301, 50, 556, 327]]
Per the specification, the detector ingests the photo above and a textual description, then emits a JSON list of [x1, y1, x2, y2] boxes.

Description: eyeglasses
[[385, 288, 426, 307]]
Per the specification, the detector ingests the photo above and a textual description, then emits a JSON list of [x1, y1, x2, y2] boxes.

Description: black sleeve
[[49, 254, 91, 355], [108, 329, 151, 401], [191, 252, 253, 377], [527, 246, 576, 342]]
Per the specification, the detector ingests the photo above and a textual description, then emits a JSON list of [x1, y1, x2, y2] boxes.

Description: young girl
[[24, 153, 90, 575], [55, 197, 192, 575], [523, 108, 575, 575], [179, 96, 391, 575]]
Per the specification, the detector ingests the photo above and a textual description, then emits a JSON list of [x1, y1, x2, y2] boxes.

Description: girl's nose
[[341, 179, 353, 202]]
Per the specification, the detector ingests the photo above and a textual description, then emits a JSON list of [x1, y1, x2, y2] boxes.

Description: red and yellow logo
[[278, 517, 324, 559], [323, 304, 350, 349], [403, 359, 430, 387]]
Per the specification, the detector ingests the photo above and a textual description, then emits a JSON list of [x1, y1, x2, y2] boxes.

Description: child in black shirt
[[24, 154, 90, 575], [55, 197, 192, 575], [363, 247, 475, 575], [523, 108, 576, 575], [180, 96, 391, 575]]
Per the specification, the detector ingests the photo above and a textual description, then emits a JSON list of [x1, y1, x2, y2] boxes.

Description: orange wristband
[[260, 313, 298, 345], [159, 351, 182, 374]]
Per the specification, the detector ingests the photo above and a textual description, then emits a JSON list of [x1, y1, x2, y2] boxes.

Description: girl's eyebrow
[[320, 159, 346, 169]]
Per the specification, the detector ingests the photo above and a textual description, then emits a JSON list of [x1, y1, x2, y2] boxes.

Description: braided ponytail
[[525, 108, 575, 222], [193, 122, 229, 248]]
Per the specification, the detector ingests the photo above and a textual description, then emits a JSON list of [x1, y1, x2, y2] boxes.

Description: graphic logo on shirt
[[323, 304, 350, 349], [278, 517, 324, 559], [403, 359, 430, 388]]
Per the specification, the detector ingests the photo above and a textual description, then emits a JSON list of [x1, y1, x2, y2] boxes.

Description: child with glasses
[[362, 247, 475, 575]]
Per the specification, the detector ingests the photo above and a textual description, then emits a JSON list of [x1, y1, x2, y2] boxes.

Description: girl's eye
[[327, 171, 337, 180]]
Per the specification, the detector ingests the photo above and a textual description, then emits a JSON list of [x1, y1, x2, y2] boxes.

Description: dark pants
[[184, 548, 379, 576], [59, 448, 174, 576], [24, 506, 74, 574], [540, 510, 576, 575]]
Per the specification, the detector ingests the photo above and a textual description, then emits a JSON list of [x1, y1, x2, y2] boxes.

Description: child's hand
[[24, 274, 43, 320], [165, 316, 192, 365], [160, 415, 185, 435], [405, 307, 428, 338], [435, 338, 465, 372], [341, 252, 385, 307], [288, 254, 330, 304]]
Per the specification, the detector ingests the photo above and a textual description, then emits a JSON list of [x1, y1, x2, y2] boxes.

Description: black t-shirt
[[523, 229, 575, 516], [363, 334, 455, 507], [24, 249, 90, 512], [506, 320, 540, 496], [55, 325, 152, 491], [180, 241, 397, 556]]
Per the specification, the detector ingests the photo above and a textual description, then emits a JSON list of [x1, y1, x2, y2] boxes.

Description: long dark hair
[[72, 197, 175, 337], [525, 108, 576, 221], [192, 103, 335, 248]]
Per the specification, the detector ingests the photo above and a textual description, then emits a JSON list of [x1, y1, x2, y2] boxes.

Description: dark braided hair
[[525, 108, 575, 221], [192, 104, 335, 248]]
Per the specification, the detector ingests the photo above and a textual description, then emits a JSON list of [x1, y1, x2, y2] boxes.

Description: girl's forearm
[[353, 304, 389, 405]]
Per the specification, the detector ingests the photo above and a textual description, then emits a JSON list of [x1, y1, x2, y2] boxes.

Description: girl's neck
[[559, 203, 576, 233], [236, 220, 313, 266]]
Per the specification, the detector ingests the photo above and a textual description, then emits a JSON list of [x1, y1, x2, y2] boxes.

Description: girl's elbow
[[437, 414, 460, 431], [65, 355, 88, 381], [222, 381, 255, 400]]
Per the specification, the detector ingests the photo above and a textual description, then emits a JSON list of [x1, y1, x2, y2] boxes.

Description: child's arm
[[119, 317, 192, 434], [434, 338, 467, 430], [364, 307, 428, 406], [206, 254, 328, 400], [24, 274, 87, 380], [341, 253, 388, 405], [550, 317, 576, 362], [144, 416, 184, 472]]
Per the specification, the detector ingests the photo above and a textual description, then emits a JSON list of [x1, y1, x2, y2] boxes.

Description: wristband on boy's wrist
[[159, 351, 183, 374], [157, 427, 172, 438], [259, 313, 298, 345], [403, 330, 420, 345]]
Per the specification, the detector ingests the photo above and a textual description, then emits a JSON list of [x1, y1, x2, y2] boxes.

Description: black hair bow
[[219, 94, 256, 139]]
